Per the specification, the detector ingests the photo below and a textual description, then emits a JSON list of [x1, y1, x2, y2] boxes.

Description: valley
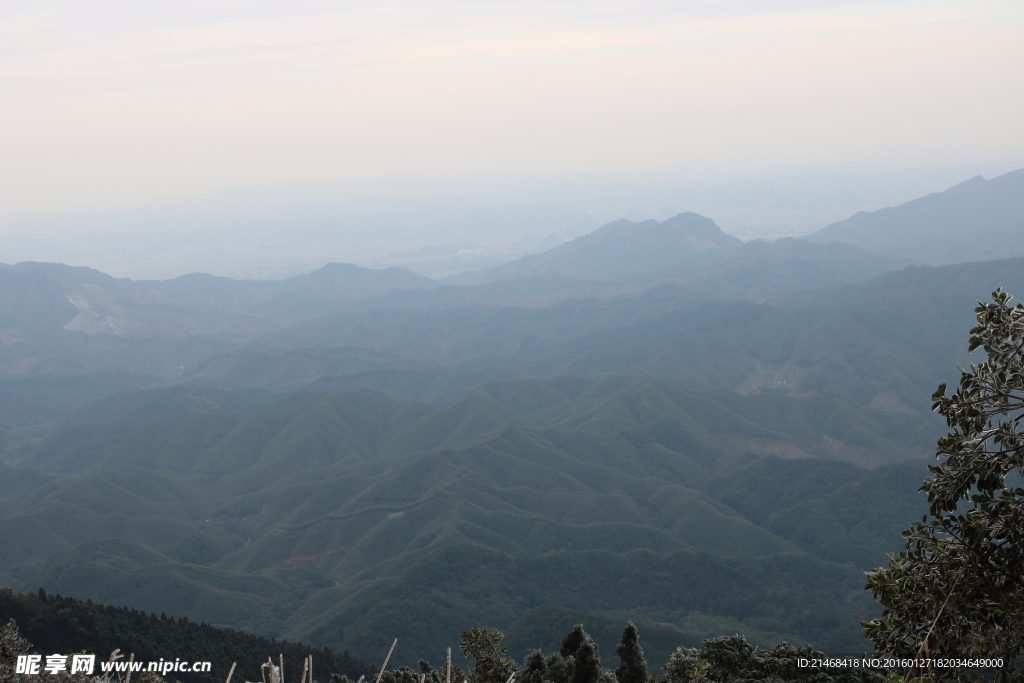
[[2, 169, 1023, 667]]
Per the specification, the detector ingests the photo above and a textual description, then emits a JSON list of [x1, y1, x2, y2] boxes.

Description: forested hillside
[[0, 589, 373, 683], [183, 255, 1024, 416], [0, 378, 931, 661], [5, 0, 1022, 670], [1, 195, 1021, 667]]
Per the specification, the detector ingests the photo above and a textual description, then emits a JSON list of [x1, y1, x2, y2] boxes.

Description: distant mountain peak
[[591, 212, 736, 249], [448, 212, 742, 286], [947, 174, 986, 191]]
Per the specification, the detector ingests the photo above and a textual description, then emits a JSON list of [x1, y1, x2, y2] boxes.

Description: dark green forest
[[0, 378, 933, 660], [0, 589, 373, 683], [0, 593, 881, 683]]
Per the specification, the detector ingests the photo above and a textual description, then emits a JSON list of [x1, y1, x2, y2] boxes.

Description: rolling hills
[[0, 261, 437, 438], [3, 178, 1023, 667], [145, 263, 438, 320], [0, 377, 932, 665], [0, 225, 930, 438], [0, 260, 435, 342], [181, 255, 1024, 419]]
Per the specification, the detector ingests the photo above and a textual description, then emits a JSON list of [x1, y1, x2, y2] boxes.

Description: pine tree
[[614, 623, 646, 683], [518, 651, 547, 683], [570, 640, 600, 683], [0, 618, 32, 667], [544, 653, 572, 683], [559, 626, 599, 683], [559, 625, 586, 659]]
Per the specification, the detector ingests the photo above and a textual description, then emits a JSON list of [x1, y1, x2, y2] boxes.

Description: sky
[[2, 0, 1023, 222]]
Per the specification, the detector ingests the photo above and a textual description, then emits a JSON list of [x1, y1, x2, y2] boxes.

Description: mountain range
[[806, 168, 1024, 264], [1, 169, 1023, 667]]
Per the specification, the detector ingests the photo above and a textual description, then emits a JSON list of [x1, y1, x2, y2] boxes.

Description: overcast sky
[[2, 0, 1022, 218]]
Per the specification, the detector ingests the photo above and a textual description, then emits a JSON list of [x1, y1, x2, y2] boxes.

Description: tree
[[559, 625, 587, 659], [571, 641, 600, 683], [560, 625, 600, 683], [380, 667, 421, 683], [0, 619, 32, 671], [662, 636, 883, 683], [543, 652, 573, 683], [0, 618, 101, 683], [518, 652, 548, 683], [614, 623, 646, 683], [416, 658, 465, 683], [460, 627, 518, 683], [863, 289, 1024, 681]]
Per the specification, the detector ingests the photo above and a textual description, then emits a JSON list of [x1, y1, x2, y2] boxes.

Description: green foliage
[[614, 623, 646, 683], [518, 652, 547, 683], [460, 628, 517, 683], [864, 289, 1024, 681], [0, 618, 32, 666], [544, 653, 573, 683], [0, 617, 102, 683], [136, 672, 174, 683], [560, 626, 600, 683], [0, 588, 373, 683], [662, 636, 883, 683], [503, 607, 700, 672], [380, 666, 422, 683], [708, 458, 929, 569], [511, 624, 613, 683], [336, 658, 467, 683], [559, 625, 588, 659]]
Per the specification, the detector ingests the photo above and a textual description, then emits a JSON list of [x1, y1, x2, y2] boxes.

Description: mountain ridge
[[806, 168, 1024, 263], [447, 213, 743, 286]]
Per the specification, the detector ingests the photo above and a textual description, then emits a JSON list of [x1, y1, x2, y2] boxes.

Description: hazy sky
[[2, 0, 1022, 217]]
